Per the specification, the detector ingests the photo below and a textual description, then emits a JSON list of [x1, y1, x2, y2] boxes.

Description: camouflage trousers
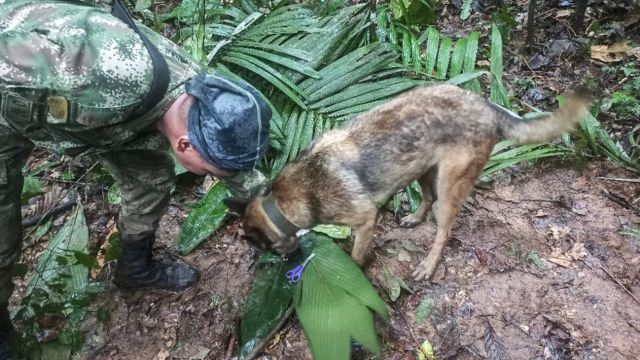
[[0, 123, 175, 304]]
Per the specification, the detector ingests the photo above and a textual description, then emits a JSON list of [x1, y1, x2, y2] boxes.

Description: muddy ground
[[66, 159, 636, 360], [11, 0, 640, 359]]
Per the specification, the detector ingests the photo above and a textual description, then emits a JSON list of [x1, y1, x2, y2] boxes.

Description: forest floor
[[11, 0, 640, 359]]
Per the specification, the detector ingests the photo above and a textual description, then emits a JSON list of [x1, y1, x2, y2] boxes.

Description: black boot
[[113, 234, 200, 292], [0, 305, 14, 360]]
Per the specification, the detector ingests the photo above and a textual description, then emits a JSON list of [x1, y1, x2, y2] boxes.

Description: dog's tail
[[494, 92, 590, 145]]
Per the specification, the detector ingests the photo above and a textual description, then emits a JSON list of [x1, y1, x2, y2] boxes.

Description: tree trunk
[[573, 0, 589, 33], [526, 0, 537, 47]]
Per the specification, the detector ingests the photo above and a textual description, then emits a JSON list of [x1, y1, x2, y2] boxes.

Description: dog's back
[[301, 84, 588, 203], [303, 85, 496, 202]]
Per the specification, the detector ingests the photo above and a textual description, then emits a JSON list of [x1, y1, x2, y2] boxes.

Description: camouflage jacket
[[0, 0, 204, 155]]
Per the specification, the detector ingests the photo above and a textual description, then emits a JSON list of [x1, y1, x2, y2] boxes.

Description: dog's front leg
[[350, 213, 378, 266]]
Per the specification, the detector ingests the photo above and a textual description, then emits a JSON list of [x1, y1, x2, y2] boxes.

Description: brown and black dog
[[225, 84, 589, 280]]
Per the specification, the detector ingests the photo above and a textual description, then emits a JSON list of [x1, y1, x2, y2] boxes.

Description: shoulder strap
[[111, 0, 170, 116]]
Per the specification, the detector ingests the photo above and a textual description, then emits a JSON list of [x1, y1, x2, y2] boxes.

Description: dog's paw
[[412, 258, 438, 281], [400, 214, 423, 228]]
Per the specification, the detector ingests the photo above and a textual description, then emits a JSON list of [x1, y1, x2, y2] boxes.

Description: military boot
[[0, 304, 14, 360], [113, 234, 200, 292]]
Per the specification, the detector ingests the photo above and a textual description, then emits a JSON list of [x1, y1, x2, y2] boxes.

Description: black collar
[[262, 196, 300, 236]]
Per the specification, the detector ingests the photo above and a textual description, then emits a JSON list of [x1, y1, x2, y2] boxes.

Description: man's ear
[[176, 136, 192, 153], [223, 197, 250, 215]]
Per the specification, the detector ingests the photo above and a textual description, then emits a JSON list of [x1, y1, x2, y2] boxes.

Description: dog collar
[[262, 196, 300, 237]]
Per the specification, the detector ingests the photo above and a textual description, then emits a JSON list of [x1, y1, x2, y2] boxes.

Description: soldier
[[0, 0, 271, 357]]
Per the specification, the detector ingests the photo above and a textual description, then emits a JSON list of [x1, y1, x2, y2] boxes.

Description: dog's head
[[224, 196, 299, 255]]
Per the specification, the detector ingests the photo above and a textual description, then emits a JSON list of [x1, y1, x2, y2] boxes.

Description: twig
[[600, 187, 640, 216], [22, 161, 99, 240], [372, 276, 427, 359], [36, 176, 92, 186], [242, 305, 294, 360], [581, 255, 640, 307], [226, 331, 237, 360], [597, 261, 640, 306], [597, 177, 640, 183]]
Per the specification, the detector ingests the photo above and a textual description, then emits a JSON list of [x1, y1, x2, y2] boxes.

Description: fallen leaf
[[548, 224, 571, 242], [381, 268, 406, 302], [567, 242, 587, 260], [548, 247, 572, 268], [430, 302, 460, 358], [154, 350, 170, 360], [556, 9, 573, 18], [416, 297, 434, 325], [402, 239, 427, 254], [417, 339, 435, 360], [91, 220, 117, 279], [398, 248, 412, 262], [483, 322, 510, 360], [477, 59, 491, 67], [535, 209, 549, 217], [624, 9, 640, 27], [591, 42, 631, 63]]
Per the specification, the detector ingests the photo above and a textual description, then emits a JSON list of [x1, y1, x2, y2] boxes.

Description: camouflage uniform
[[0, 0, 266, 303]]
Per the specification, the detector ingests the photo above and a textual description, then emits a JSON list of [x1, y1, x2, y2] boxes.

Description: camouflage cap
[[186, 74, 271, 172]]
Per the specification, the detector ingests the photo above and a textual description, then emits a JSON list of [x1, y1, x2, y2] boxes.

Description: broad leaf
[[311, 225, 351, 239], [294, 233, 387, 360], [240, 260, 296, 359], [27, 204, 89, 298], [21, 175, 42, 205], [177, 181, 229, 255]]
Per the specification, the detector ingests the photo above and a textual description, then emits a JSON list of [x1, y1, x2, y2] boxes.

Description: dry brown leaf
[[548, 243, 585, 268], [567, 242, 587, 260], [548, 247, 571, 267], [91, 219, 117, 279], [483, 322, 510, 360], [591, 42, 631, 63], [398, 248, 412, 262], [548, 224, 571, 241], [535, 209, 549, 217], [624, 9, 640, 27], [153, 350, 170, 360], [556, 9, 573, 18]]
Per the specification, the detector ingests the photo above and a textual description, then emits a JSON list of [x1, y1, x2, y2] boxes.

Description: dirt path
[[78, 159, 639, 359]]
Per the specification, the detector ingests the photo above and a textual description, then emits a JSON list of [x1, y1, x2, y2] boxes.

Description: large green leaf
[[239, 260, 296, 359], [463, 31, 481, 92], [21, 175, 43, 205], [177, 181, 229, 255], [27, 204, 89, 297], [294, 233, 387, 360], [490, 24, 508, 106]]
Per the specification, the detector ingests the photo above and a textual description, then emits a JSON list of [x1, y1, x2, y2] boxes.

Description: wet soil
[[51, 158, 637, 360], [10, 0, 640, 359]]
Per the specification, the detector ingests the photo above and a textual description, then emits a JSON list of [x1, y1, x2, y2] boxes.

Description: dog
[[224, 84, 589, 280]]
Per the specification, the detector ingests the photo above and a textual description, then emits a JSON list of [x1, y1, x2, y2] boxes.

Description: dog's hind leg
[[350, 205, 379, 266], [413, 146, 491, 281], [400, 166, 438, 227]]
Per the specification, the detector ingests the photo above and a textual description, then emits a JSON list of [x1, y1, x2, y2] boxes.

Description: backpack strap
[[111, 0, 170, 117]]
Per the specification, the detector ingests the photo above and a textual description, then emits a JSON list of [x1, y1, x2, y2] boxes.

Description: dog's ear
[[223, 197, 250, 215]]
